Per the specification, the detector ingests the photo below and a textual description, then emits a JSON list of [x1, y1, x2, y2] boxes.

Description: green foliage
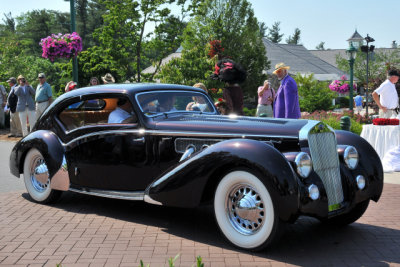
[[286, 28, 301, 45], [196, 256, 205, 267], [15, 10, 70, 56], [302, 110, 370, 135], [138, 254, 204, 267], [243, 107, 256, 116], [315, 41, 325, 50], [94, 0, 187, 82], [335, 96, 350, 108], [294, 73, 335, 113], [158, 0, 268, 98], [336, 48, 400, 88], [267, 21, 283, 43]]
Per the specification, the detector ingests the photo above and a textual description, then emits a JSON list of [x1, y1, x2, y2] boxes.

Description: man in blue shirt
[[35, 73, 53, 121], [354, 93, 363, 115]]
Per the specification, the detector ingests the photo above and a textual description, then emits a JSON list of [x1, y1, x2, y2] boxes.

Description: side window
[[58, 96, 136, 131]]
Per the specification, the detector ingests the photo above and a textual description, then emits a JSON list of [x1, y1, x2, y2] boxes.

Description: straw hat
[[101, 73, 115, 83], [17, 75, 25, 81], [272, 63, 290, 75]]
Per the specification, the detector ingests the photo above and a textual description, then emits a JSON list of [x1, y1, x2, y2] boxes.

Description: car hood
[[151, 114, 309, 139]]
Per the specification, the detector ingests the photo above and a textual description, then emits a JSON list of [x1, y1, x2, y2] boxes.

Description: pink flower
[[40, 32, 82, 61]]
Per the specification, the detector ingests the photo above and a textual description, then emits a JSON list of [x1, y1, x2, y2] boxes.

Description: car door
[[56, 93, 160, 191]]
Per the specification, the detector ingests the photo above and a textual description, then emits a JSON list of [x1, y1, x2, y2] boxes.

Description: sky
[[0, 0, 398, 50]]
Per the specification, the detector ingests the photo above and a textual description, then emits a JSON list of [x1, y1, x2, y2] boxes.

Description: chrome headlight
[[295, 152, 312, 178], [344, 146, 358, 170]]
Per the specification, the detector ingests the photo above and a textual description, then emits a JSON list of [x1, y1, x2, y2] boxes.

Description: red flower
[[373, 118, 399, 125]]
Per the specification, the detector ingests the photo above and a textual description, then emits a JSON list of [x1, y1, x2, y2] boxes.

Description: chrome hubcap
[[226, 184, 266, 235], [30, 157, 49, 192]]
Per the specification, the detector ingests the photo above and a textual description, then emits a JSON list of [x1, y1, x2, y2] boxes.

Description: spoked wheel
[[23, 148, 61, 203], [214, 170, 281, 251]]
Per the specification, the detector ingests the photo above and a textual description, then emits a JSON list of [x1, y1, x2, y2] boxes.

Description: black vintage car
[[10, 83, 383, 251]]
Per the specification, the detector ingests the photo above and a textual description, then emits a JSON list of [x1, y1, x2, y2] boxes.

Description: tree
[[336, 49, 400, 89], [14, 10, 70, 55], [259, 22, 267, 38], [158, 0, 269, 98], [68, 0, 188, 83], [2, 12, 15, 33], [316, 42, 325, 50], [267, 21, 283, 43], [286, 28, 301, 45]]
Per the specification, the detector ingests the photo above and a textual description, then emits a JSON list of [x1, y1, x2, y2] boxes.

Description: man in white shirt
[[108, 98, 137, 123], [372, 70, 400, 118]]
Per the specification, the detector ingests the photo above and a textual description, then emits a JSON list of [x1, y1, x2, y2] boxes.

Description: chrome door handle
[[133, 137, 145, 143]]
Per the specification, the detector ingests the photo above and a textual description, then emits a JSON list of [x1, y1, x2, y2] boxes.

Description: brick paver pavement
[[0, 182, 399, 267]]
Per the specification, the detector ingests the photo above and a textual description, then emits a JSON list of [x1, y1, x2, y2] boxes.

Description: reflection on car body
[[9, 83, 384, 251]]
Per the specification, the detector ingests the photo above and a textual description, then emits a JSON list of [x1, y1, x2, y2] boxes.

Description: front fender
[[146, 139, 300, 222], [9, 130, 64, 179], [335, 130, 383, 202]]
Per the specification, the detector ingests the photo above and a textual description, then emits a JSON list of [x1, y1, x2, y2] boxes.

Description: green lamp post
[[65, 0, 79, 85], [346, 43, 357, 112]]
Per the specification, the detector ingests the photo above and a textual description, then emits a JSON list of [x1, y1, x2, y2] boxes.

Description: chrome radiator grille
[[308, 131, 344, 206]]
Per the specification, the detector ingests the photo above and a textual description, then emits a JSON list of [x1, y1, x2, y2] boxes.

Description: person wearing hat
[[14, 75, 36, 136], [101, 73, 115, 84], [35, 73, 53, 121], [272, 63, 301, 119], [372, 69, 400, 118], [6, 77, 22, 137]]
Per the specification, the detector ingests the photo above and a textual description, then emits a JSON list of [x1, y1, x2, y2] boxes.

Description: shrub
[[243, 107, 256, 116], [302, 110, 369, 135], [294, 73, 335, 113]]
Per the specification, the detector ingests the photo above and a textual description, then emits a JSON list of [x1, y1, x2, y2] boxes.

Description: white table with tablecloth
[[360, 124, 400, 172]]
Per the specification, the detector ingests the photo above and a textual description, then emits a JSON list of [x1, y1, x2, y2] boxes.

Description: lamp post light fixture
[[346, 43, 357, 112], [64, 0, 79, 85], [360, 34, 375, 117]]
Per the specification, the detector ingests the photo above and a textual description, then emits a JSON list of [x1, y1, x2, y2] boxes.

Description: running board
[[69, 187, 144, 201]]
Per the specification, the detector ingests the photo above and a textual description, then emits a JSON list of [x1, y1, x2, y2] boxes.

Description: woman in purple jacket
[[272, 63, 301, 119]]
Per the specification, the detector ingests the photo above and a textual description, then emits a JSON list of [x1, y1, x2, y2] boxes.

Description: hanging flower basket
[[328, 75, 357, 94], [40, 32, 83, 61]]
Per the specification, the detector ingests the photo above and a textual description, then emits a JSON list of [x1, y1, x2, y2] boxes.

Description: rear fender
[[9, 130, 68, 190], [146, 139, 300, 222]]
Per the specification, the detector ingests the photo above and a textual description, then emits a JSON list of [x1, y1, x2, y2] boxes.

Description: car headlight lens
[[344, 146, 358, 170], [295, 152, 312, 178]]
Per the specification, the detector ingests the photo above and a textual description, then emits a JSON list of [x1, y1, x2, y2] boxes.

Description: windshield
[[136, 91, 217, 116]]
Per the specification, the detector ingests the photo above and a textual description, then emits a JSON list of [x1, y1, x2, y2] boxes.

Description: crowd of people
[[1, 72, 116, 137], [2, 65, 399, 137]]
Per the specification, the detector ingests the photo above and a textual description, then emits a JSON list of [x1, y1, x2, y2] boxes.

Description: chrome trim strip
[[179, 146, 195, 162], [144, 195, 162, 205], [299, 120, 320, 141], [65, 129, 297, 148], [152, 155, 197, 188], [69, 187, 145, 201]]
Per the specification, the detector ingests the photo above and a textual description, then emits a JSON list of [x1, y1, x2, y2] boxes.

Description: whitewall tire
[[214, 170, 280, 251], [23, 148, 61, 203]]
